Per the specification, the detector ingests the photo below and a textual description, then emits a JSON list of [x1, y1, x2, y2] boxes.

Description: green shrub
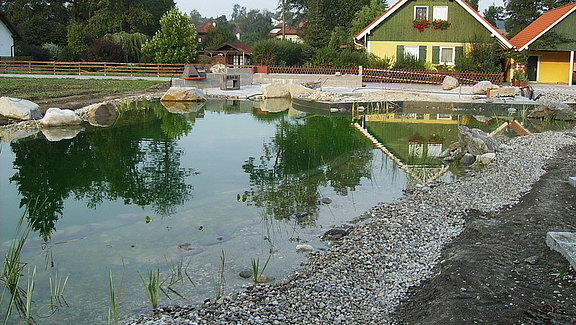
[[394, 54, 427, 70], [251, 39, 313, 66]]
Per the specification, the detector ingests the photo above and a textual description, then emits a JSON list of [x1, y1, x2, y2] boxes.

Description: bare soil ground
[[396, 145, 576, 324]]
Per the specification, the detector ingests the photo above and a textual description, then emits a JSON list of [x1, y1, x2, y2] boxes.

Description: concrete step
[[546, 232, 576, 270]]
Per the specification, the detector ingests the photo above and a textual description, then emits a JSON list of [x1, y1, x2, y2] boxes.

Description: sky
[[175, 0, 504, 19], [175, 0, 279, 19]]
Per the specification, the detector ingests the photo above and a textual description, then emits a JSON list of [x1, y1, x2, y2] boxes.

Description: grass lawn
[[0, 77, 168, 101]]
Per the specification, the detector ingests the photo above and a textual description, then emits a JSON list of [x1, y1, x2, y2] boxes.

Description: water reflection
[[10, 101, 197, 241], [242, 115, 374, 226]]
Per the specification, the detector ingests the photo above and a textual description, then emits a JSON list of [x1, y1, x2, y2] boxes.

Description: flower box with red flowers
[[412, 19, 430, 32]]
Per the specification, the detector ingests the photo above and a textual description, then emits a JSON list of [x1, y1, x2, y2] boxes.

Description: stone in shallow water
[[239, 270, 252, 278], [296, 244, 314, 253], [321, 228, 349, 240]]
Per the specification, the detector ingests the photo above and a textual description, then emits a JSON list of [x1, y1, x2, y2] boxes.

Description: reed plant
[[138, 268, 166, 310], [49, 272, 69, 310], [107, 265, 125, 325], [2, 211, 31, 324], [250, 250, 272, 284], [213, 249, 225, 300], [25, 266, 36, 323]]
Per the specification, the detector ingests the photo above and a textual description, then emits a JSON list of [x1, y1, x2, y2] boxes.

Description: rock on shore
[[125, 130, 576, 325]]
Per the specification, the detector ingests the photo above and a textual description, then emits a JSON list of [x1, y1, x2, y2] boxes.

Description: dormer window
[[414, 6, 428, 20]]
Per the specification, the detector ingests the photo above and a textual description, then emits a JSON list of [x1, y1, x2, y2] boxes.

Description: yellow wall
[[368, 41, 468, 65], [532, 51, 573, 84]]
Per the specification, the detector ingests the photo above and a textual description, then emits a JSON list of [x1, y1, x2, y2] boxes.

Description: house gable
[[356, 0, 511, 49], [531, 7, 576, 51]]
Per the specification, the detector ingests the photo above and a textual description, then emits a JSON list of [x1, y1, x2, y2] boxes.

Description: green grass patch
[[0, 77, 167, 101]]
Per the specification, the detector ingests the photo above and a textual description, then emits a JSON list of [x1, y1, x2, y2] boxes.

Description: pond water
[[0, 98, 572, 324]]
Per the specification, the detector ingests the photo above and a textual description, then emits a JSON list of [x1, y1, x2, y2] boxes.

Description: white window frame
[[439, 46, 455, 65], [404, 46, 420, 60], [414, 6, 429, 20], [433, 6, 448, 21]]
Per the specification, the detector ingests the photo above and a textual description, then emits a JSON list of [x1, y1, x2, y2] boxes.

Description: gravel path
[[126, 129, 576, 325]]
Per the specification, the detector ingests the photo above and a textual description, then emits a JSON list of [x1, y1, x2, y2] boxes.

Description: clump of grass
[[107, 263, 125, 325], [25, 266, 36, 322], [251, 250, 272, 284], [1, 212, 31, 325], [138, 269, 166, 310]]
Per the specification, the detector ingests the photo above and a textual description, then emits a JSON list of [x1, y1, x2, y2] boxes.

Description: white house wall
[[0, 21, 14, 57]]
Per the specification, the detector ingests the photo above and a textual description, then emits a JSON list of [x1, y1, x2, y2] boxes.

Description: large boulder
[[261, 83, 318, 98], [161, 87, 207, 102], [458, 126, 499, 155], [0, 97, 41, 120], [77, 102, 119, 127], [262, 83, 291, 98], [442, 76, 459, 90], [471, 81, 497, 95], [40, 108, 82, 126]]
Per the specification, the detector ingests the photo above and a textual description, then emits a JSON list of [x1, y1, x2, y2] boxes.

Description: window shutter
[[432, 46, 440, 64], [419, 46, 427, 61], [396, 45, 405, 61], [455, 46, 464, 64]]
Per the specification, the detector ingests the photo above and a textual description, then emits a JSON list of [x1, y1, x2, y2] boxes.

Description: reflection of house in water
[[357, 112, 468, 185]]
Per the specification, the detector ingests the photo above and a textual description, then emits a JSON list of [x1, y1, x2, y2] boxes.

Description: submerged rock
[[458, 126, 499, 156], [287, 211, 311, 219], [0, 97, 41, 120], [321, 228, 349, 240]]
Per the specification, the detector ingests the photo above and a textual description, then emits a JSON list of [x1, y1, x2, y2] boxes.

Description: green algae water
[[2, 98, 570, 324]]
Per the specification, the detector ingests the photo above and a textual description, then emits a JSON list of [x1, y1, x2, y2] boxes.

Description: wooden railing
[[363, 68, 504, 85], [266, 65, 504, 85], [0, 61, 186, 77], [0, 60, 505, 85]]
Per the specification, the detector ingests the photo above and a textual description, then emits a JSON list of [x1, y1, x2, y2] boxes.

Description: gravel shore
[[126, 129, 576, 325]]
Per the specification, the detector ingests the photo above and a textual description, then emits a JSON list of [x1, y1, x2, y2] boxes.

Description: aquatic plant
[[213, 249, 226, 300], [25, 266, 36, 322], [250, 250, 272, 284], [49, 272, 69, 310], [107, 264, 125, 325], [138, 268, 167, 310], [164, 258, 193, 299], [1, 212, 31, 325]]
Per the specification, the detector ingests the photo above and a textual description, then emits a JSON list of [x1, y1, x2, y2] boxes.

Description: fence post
[[104, 62, 107, 76], [28, 61, 31, 74], [53, 61, 56, 75], [359, 65, 363, 77], [78, 62, 81, 75]]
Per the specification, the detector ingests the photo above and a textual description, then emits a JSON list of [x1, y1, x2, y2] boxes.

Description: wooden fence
[[0, 60, 505, 85], [267, 65, 504, 85], [0, 61, 185, 77]]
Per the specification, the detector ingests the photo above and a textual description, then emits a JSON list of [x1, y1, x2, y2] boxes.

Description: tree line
[[0, 0, 572, 68]]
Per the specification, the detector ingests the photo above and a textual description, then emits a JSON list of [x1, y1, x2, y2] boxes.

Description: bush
[[367, 55, 393, 69], [455, 38, 502, 73], [41, 43, 62, 60], [251, 39, 313, 66], [86, 38, 125, 62], [394, 54, 427, 70], [15, 44, 52, 61]]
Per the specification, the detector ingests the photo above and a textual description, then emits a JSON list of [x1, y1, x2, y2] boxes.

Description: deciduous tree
[[141, 8, 197, 63]]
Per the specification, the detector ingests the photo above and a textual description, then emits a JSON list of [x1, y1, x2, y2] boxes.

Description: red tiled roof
[[510, 3, 576, 50], [268, 23, 301, 37], [197, 22, 215, 34]]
